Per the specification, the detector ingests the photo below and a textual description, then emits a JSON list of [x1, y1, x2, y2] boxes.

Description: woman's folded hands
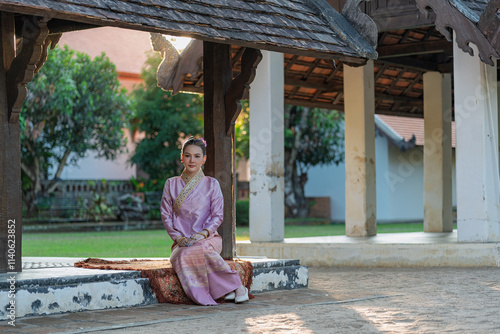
[[189, 233, 205, 244], [176, 230, 208, 247]]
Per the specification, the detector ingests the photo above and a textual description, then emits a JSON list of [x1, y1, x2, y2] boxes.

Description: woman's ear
[[180, 153, 183, 162], [203, 155, 207, 165]]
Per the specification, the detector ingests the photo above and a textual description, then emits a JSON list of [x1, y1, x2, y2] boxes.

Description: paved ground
[[2, 266, 500, 333]]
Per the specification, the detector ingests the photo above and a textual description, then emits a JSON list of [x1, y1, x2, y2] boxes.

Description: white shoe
[[235, 287, 249, 304], [224, 291, 236, 301]]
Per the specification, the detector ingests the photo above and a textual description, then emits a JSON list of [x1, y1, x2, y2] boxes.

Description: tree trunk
[[284, 106, 310, 218], [285, 163, 309, 218]]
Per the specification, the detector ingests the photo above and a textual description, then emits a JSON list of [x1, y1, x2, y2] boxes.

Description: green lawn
[[23, 223, 434, 258]]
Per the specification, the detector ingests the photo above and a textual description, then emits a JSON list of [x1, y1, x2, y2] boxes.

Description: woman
[[160, 137, 249, 305]]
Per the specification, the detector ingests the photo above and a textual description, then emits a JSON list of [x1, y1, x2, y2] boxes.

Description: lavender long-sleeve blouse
[[161, 176, 224, 240]]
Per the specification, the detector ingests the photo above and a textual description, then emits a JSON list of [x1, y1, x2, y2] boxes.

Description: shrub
[[236, 199, 249, 226]]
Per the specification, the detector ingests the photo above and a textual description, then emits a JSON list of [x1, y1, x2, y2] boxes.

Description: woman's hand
[[189, 233, 205, 244], [176, 236, 192, 247]]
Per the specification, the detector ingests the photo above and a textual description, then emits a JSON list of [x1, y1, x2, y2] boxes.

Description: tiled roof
[[378, 115, 456, 148], [455, 0, 489, 21], [0, 0, 377, 63]]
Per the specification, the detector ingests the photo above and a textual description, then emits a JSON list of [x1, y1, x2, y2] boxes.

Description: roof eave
[[0, 2, 371, 65], [305, 0, 378, 61]]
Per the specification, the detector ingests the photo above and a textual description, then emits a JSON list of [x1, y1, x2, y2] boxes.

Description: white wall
[[305, 159, 346, 221], [305, 133, 457, 222], [52, 129, 136, 180]]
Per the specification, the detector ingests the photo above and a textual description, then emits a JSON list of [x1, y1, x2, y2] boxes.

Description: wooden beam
[[285, 77, 342, 91], [47, 19, 97, 34], [376, 109, 423, 118], [375, 93, 422, 105], [203, 42, 234, 259], [377, 40, 452, 58], [377, 57, 439, 72], [285, 98, 343, 111], [0, 11, 22, 273]]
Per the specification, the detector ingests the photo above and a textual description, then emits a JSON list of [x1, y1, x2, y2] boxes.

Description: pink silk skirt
[[170, 235, 242, 305]]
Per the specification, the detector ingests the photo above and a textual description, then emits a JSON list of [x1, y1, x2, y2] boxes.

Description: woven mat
[[75, 257, 253, 304]]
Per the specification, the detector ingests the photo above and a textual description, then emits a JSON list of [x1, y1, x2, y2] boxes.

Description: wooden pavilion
[[0, 0, 498, 273], [0, 0, 378, 273], [157, 0, 499, 246]]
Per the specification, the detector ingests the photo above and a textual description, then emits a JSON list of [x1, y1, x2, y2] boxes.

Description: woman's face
[[181, 145, 206, 176]]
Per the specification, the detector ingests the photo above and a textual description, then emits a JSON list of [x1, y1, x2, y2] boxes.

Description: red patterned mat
[[75, 258, 253, 304]]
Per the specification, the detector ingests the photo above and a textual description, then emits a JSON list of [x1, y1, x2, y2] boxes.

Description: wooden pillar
[[343, 60, 377, 237], [423, 72, 453, 232], [454, 36, 500, 242], [203, 42, 234, 258], [0, 12, 22, 273]]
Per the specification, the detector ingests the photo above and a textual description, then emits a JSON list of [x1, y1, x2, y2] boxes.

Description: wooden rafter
[[377, 40, 452, 58], [164, 23, 463, 119]]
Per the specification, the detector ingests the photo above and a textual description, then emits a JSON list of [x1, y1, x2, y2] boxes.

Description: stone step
[[242, 258, 309, 293], [0, 257, 308, 320], [0, 267, 157, 320]]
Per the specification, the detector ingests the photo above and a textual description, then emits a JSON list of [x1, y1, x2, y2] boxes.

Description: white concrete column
[[249, 51, 284, 242], [423, 72, 453, 232], [343, 60, 377, 237], [454, 37, 500, 242]]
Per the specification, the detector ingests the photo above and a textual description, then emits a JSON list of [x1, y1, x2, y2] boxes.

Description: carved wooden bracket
[[478, 0, 500, 56], [342, 0, 378, 47], [416, 0, 500, 66], [224, 47, 262, 136], [152, 33, 203, 95], [5, 16, 55, 124]]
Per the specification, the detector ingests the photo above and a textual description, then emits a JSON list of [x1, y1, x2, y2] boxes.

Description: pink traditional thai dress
[[160, 170, 242, 305]]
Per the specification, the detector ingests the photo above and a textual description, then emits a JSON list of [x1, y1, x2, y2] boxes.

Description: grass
[[22, 222, 438, 258]]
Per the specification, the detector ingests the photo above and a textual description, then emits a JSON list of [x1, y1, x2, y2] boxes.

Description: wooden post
[[0, 12, 22, 273], [203, 41, 234, 258]]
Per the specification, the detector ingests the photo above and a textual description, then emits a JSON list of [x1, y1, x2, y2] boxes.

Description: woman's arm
[[160, 179, 183, 241], [202, 178, 224, 235]]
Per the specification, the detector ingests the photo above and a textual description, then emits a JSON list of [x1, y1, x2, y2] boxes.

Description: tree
[[235, 101, 250, 160], [130, 52, 203, 181], [284, 106, 344, 218], [21, 46, 130, 216]]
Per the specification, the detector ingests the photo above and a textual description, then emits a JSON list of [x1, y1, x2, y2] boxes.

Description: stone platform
[[237, 231, 500, 267], [0, 257, 308, 320]]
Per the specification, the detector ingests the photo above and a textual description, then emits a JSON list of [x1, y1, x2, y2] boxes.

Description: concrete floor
[[2, 266, 500, 333]]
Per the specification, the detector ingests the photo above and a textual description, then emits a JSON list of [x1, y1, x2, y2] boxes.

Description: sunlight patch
[[245, 312, 313, 334]]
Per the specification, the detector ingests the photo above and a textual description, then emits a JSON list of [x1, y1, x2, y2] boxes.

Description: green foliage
[[85, 180, 116, 222], [22, 46, 129, 164], [235, 101, 250, 159], [285, 106, 344, 173], [236, 199, 250, 226], [284, 106, 344, 218], [130, 52, 204, 180], [21, 46, 129, 215], [130, 176, 164, 192]]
